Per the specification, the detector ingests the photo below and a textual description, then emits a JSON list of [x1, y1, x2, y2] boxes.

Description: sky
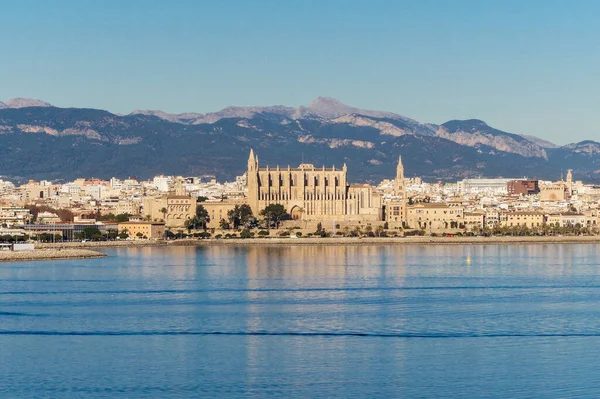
[[1, 0, 600, 144]]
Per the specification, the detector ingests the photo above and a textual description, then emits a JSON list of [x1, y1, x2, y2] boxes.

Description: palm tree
[[160, 207, 168, 222]]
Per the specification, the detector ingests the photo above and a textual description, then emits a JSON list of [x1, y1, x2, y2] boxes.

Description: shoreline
[[0, 249, 107, 262], [33, 235, 600, 249]]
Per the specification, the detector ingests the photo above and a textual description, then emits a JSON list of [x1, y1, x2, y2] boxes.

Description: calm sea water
[[2, 244, 600, 398]]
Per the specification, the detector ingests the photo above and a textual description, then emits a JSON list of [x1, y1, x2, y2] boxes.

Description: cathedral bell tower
[[394, 155, 405, 198], [247, 149, 260, 214]]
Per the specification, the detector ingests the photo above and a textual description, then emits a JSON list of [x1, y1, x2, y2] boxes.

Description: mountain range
[[1, 96, 599, 184]]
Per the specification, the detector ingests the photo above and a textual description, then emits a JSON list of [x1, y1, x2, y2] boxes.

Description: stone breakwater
[[194, 236, 600, 246], [0, 249, 106, 262], [35, 235, 600, 250], [36, 240, 168, 249]]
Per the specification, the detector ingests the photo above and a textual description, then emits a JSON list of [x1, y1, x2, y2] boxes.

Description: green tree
[[238, 205, 253, 226], [76, 226, 102, 241], [185, 205, 210, 231], [196, 205, 209, 229], [160, 207, 168, 221], [259, 204, 290, 229], [219, 219, 231, 230], [99, 213, 116, 222], [115, 213, 132, 223], [227, 204, 254, 229]]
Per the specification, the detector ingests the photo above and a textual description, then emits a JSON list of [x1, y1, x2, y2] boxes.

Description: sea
[[2, 243, 600, 398]]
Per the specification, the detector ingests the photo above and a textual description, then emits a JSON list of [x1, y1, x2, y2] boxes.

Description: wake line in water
[[0, 311, 38, 317], [2, 330, 600, 338], [0, 285, 593, 296]]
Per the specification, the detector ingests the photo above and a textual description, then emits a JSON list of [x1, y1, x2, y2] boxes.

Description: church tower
[[174, 177, 185, 196], [394, 155, 405, 198], [247, 149, 260, 214]]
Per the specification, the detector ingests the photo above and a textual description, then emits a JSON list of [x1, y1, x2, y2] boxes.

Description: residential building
[[118, 221, 165, 239], [500, 211, 544, 228], [406, 203, 465, 231], [507, 180, 540, 196]]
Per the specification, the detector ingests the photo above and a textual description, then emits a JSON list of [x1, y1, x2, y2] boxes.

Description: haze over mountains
[[1, 96, 599, 183]]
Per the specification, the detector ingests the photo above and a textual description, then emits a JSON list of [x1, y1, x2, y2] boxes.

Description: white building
[[153, 175, 172, 192], [457, 178, 518, 195]]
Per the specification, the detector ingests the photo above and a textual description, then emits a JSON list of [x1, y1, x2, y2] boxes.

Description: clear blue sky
[[1, 0, 600, 144]]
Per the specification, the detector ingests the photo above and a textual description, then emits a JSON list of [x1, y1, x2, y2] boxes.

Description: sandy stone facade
[[142, 179, 197, 228], [540, 182, 568, 202], [500, 211, 544, 228], [118, 221, 165, 239], [406, 203, 465, 231], [203, 200, 244, 229], [246, 150, 385, 222]]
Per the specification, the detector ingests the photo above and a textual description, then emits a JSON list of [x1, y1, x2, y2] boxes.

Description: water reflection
[[3, 244, 600, 398]]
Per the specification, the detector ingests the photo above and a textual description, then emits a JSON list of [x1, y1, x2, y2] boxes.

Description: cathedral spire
[[248, 148, 258, 170], [394, 154, 405, 197], [396, 155, 404, 181]]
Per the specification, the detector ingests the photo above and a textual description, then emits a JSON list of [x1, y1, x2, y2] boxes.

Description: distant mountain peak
[[0, 101, 6, 109], [4, 98, 53, 108], [294, 96, 413, 121], [308, 96, 347, 110]]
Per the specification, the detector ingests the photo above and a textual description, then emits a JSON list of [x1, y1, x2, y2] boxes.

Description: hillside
[[0, 97, 597, 183]]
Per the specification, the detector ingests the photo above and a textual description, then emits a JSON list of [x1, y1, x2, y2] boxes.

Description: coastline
[[33, 235, 600, 250], [0, 249, 107, 262]]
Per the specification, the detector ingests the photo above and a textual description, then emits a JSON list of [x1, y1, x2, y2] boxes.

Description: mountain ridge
[[2, 97, 598, 183], [3, 98, 53, 108]]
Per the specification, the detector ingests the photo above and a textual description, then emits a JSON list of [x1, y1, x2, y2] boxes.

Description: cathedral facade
[[246, 150, 404, 222]]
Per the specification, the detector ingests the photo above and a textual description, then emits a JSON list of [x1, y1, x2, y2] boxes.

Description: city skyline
[[2, 0, 600, 144]]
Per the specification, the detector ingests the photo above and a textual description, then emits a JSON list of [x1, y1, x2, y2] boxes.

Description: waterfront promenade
[[33, 235, 600, 250]]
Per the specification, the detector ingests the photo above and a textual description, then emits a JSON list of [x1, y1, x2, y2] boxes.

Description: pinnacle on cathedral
[[396, 155, 404, 181], [394, 155, 406, 198], [247, 148, 258, 170]]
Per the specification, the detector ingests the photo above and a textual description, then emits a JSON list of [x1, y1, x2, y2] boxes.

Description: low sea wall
[[36, 240, 168, 249], [34, 235, 600, 250], [194, 236, 600, 246]]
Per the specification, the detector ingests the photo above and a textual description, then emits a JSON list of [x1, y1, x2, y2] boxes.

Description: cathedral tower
[[394, 155, 405, 197], [247, 149, 260, 213], [566, 169, 573, 197]]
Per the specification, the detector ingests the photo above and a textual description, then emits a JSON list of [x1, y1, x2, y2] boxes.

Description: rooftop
[[119, 221, 166, 226]]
